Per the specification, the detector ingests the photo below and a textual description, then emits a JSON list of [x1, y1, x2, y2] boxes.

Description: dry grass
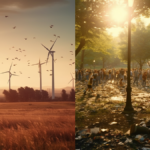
[[0, 102, 75, 150]]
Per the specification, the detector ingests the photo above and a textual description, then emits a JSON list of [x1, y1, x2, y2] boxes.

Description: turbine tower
[[0, 63, 18, 91], [32, 59, 46, 93], [68, 73, 75, 89], [41, 36, 59, 100]]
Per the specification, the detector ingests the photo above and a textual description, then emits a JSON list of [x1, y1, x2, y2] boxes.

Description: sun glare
[[111, 7, 127, 23]]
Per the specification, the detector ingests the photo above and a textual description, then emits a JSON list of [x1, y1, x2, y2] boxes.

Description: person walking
[[85, 76, 94, 94], [133, 69, 139, 86], [142, 71, 147, 87]]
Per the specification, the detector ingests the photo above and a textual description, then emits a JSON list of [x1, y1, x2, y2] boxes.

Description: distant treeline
[[2, 87, 75, 102]]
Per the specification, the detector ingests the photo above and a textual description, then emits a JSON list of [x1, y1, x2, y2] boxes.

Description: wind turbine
[[0, 63, 18, 91], [41, 36, 59, 100], [32, 59, 46, 93], [68, 73, 75, 89]]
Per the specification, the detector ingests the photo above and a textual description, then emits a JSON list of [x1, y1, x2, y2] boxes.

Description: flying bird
[[54, 34, 56, 36], [71, 44, 73, 45], [13, 26, 16, 29], [5, 16, 8, 18], [6, 58, 9, 60], [33, 37, 36, 39], [50, 25, 53, 28], [25, 38, 27, 40]]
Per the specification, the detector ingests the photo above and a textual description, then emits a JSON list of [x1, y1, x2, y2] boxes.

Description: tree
[[76, 0, 150, 57], [69, 89, 75, 101], [18, 87, 26, 101], [76, 0, 113, 56], [61, 89, 68, 101], [18, 87, 35, 102], [3, 90, 10, 102], [118, 19, 150, 69], [42, 90, 49, 100], [9, 89, 19, 102], [35, 90, 41, 101], [3, 89, 18, 102], [77, 31, 113, 69], [24, 86, 35, 101]]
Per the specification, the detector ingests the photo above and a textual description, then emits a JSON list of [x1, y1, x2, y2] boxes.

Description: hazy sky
[[107, 17, 150, 37], [0, 0, 75, 90]]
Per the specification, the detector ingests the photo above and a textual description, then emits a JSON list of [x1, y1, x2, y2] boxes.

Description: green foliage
[[75, 0, 114, 56], [76, 30, 117, 68], [118, 19, 150, 69], [76, 0, 150, 56]]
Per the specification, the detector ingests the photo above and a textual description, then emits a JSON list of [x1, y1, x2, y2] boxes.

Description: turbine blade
[[46, 53, 50, 64], [41, 62, 46, 65], [9, 63, 13, 71], [11, 74, 19, 76], [32, 63, 38, 66], [50, 37, 58, 51], [0, 71, 9, 74], [41, 44, 50, 52], [68, 79, 73, 84], [70, 73, 73, 79]]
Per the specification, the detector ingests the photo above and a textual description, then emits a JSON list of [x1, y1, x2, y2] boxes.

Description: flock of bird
[[1, 15, 75, 87]]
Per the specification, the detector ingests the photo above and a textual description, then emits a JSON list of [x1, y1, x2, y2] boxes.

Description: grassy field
[[0, 102, 75, 150]]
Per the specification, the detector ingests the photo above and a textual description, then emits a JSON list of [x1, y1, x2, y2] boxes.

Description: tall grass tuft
[[0, 102, 75, 150]]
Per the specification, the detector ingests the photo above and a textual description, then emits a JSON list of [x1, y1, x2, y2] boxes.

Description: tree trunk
[[75, 38, 85, 56], [80, 50, 85, 69]]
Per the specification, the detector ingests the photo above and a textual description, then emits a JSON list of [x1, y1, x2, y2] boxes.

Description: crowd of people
[[75, 68, 150, 93]]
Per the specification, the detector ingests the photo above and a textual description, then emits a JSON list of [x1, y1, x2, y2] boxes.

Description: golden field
[[0, 102, 75, 150]]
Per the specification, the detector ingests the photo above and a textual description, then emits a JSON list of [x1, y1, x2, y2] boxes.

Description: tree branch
[[75, 38, 86, 56]]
